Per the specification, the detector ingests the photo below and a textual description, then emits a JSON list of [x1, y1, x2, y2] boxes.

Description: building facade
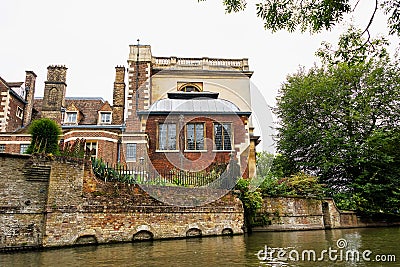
[[0, 44, 259, 178]]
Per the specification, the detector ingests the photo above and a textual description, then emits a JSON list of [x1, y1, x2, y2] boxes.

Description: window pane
[[126, 143, 137, 161], [66, 112, 77, 123], [0, 144, 5, 153], [214, 123, 223, 150], [158, 124, 176, 150], [186, 124, 195, 150], [101, 113, 112, 123], [85, 142, 97, 159], [196, 123, 204, 150], [158, 124, 167, 150], [20, 144, 29, 154], [223, 123, 232, 150], [167, 124, 176, 150]]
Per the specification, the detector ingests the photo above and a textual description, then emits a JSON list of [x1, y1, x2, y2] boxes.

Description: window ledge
[[212, 150, 234, 152], [184, 150, 207, 153], [156, 150, 179, 153]]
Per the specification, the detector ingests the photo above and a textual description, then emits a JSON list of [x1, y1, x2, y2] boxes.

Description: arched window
[[48, 87, 58, 106], [178, 83, 202, 92]]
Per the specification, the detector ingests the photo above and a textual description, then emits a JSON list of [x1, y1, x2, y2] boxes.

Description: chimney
[[112, 66, 126, 125], [23, 71, 37, 126]]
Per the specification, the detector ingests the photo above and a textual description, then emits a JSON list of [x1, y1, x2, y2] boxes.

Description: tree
[[274, 28, 400, 213], [26, 118, 62, 155], [199, 1, 400, 39]]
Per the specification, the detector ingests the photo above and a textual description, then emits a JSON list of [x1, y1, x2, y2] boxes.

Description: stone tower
[[112, 66, 126, 125], [42, 65, 67, 124], [126, 44, 152, 132], [23, 71, 37, 126]]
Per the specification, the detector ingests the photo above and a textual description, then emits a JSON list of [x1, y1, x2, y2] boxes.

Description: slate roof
[[33, 97, 108, 125], [140, 91, 251, 116]]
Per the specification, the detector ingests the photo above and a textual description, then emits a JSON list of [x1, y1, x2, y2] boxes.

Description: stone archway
[[186, 228, 202, 238], [132, 230, 154, 241]]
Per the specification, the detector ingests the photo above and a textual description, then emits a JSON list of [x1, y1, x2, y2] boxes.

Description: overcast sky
[[1, 0, 398, 151]]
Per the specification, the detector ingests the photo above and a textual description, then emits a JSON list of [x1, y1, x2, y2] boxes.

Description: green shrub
[[26, 118, 62, 155]]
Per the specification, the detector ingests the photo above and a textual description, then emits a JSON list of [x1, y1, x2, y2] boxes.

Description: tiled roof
[[33, 97, 108, 125]]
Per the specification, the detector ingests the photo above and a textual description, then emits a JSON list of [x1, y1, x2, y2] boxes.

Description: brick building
[[0, 44, 259, 177]]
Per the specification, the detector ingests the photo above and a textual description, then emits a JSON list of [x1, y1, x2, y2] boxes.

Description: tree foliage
[[275, 28, 400, 214], [26, 118, 62, 155], [199, 0, 400, 38]]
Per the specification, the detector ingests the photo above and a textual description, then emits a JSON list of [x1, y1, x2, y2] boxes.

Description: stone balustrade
[[153, 56, 249, 71]]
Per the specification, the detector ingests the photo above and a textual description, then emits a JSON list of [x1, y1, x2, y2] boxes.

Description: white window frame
[[185, 122, 206, 151], [99, 112, 112, 124], [20, 144, 29, 154], [157, 123, 178, 151], [126, 143, 137, 162], [16, 107, 23, 119], [65, 111, 78, 124], [85, 141, 98, 160]]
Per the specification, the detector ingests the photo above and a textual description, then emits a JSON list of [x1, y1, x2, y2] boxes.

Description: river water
[[1, 227, 398, 267]]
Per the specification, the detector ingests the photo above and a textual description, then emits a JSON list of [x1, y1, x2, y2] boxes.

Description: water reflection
[[1, 228, 398, 267]]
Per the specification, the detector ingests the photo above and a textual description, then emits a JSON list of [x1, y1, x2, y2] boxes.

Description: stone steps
[[24, 166, 51, 182]]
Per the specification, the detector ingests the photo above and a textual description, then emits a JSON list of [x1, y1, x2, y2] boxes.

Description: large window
[[214, 123, 232, 151], [65, 112, 78, 124], [126, 143, 137, 162], [85, 141, 97, 159], [186, 123, 204, 150], [158, 123, 177, 150], [100, 112, 112, 124]]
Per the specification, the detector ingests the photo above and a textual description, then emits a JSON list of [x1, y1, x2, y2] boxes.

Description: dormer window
[[65, 111, 78, 124], [99, 112, 112, 124]]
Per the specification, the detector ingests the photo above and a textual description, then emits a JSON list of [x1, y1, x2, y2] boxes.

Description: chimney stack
[[112, 66, 126, 125], [23, 71, 37, 126]]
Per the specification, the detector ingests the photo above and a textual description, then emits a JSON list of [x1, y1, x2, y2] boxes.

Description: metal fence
[[92, 159, 240, 189]]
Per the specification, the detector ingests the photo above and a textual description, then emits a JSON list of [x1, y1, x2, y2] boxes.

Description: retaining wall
[[0, 153, 244, 250]]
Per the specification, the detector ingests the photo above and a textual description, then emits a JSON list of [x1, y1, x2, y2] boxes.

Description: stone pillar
[[23, 71, 37, 126], [248, 126, 260, 178]]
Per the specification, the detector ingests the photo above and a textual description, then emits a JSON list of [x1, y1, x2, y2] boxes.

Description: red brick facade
[[0, 44, 259, 177], [144, 114, 250, 176]]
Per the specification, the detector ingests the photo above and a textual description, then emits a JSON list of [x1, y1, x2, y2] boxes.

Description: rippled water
[[1, 227, 398, 267]]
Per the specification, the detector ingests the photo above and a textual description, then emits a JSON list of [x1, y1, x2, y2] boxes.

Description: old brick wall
[[252, 196, 400, 231], [0, 154, 48, 249], [0, 154, 244, 250], [5, 96, 24, 132], [44, 183, 243, 247], [253, 196, 325, 231]]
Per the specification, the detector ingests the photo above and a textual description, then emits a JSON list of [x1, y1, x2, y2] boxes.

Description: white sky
[[1, 0, 398, 151]]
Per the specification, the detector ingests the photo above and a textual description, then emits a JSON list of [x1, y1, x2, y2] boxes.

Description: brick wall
[[126, 62, 151, 132], [0, 154, 48, 249], [5, 95, 24, 132], [145, 114, 249, 177], [0, 154, 244, 250], [253, 196, 400, 231]]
